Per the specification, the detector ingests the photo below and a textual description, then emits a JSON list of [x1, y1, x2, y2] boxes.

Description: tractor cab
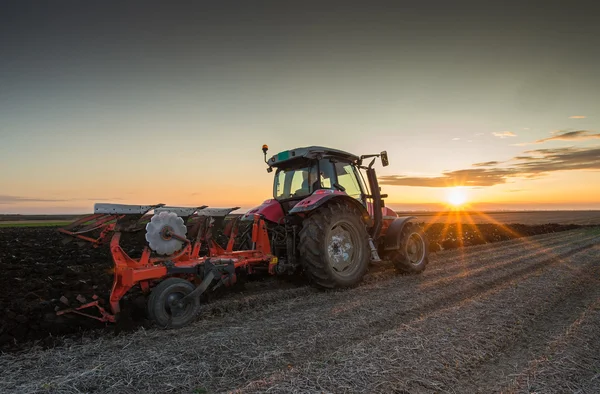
[[266, 146, 368, 214]]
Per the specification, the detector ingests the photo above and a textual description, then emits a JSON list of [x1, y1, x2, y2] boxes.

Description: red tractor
[[58, 145, 428, 328], [236, 145, 429, 287]]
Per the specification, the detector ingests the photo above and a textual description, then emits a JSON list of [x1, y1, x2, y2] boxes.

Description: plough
[[58, 203, 277, 328]]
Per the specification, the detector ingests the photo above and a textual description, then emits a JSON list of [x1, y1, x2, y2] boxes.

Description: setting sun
[[446, 187, 468, 207]]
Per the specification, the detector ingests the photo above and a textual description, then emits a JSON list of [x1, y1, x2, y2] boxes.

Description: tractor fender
[[289, 191, 371, 224], [382, 216, 417, 251]]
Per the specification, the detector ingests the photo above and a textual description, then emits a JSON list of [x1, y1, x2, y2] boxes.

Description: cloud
[[569, 115, 586, 119], [380, 168, 514, 187], [0, 195, 67, 204], [452, 137, 460, 141], [534, 130, 600, 143], [379, 146, 600, 188], [472, 161, 500, 167], [513, 130, 600, 146], [0, 195, 123, 204], [492, 131, 517, 138]]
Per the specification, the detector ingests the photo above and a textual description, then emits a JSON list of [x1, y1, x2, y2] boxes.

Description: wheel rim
[[406, 232, 425, 265], [165, 291, 190, 318], [326, 221, 361, 276]]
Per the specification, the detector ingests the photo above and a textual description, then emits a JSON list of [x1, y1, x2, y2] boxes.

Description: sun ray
[[422, 210, 448, 232], [468, 209, 564, 262]]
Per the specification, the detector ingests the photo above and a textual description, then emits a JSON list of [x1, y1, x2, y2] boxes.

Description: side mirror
[[380, 151, 389, 167]]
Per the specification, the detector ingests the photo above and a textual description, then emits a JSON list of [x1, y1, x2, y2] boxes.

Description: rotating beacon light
[[263, 144, 273, 172]]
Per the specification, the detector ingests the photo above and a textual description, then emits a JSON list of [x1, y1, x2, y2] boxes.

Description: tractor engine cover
[[145, 211, 187, 255]]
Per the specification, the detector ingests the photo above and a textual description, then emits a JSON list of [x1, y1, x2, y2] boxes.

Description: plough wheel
[[147, 278, 200, 328]]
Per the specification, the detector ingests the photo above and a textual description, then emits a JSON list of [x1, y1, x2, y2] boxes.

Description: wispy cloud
[[0, 195, 123, 204], [534, 130, 600, 143], [452, 137, 460, 141], [0, 195, 67, 204], [569, 115, 586, 119], [492, 131, 517, 138], [472, 161, 500, 167], [83, 197, 125, 201], [516, 130, 600, 146], [379, 146, 600, 188]]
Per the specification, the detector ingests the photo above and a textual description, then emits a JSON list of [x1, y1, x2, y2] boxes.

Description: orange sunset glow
[[1, 3, 599, 215]]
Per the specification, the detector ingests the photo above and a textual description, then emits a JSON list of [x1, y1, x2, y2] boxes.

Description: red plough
[[58, 203, 276, 328]]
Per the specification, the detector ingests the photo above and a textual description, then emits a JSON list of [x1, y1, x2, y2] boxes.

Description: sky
[[1, 1, 599, 214]]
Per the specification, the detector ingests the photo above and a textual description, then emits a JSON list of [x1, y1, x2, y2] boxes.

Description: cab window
[[318, 159, 336, 189], [274, 167, 318, 199], [335, 163, 363, 199]]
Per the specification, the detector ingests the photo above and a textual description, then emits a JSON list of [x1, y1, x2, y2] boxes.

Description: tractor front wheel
[[388, 222, 429, 274], [298, 202, 370, 288], [147, 277, 200, 328]]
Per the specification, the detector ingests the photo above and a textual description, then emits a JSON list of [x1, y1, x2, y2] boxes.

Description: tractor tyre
[[298, 201, 370, 288], [147, 277, 200, 329], [388, 222, 429, 274]]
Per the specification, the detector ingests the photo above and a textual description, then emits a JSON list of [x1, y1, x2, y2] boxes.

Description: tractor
[[57, 145, 428, 328], [234, 145, 429, 288]]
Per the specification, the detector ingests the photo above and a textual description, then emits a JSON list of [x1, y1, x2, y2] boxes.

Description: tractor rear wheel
[[298, 202, 370, 288], [389, 222, 429, 274], [147, 277, 200, 328]]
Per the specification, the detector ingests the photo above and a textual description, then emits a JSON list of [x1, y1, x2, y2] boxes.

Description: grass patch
[[0, 221, 72, 228], [583, 226, 600, 235]]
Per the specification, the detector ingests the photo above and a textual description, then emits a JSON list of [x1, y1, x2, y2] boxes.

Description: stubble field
[[0, 213, 599, 393]]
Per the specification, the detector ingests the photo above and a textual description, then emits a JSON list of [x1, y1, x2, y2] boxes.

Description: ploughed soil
[[1, 227, 599, 393], [0, 222, 584, 354]]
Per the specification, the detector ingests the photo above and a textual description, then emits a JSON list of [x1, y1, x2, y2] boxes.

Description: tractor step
[[368, 238, 382, 262]]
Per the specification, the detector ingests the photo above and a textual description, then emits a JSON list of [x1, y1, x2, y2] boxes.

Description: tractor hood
[[241, 199, 285, 223]]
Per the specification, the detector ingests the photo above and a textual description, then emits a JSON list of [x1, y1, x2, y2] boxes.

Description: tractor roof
[[268, 146, 359, 168]]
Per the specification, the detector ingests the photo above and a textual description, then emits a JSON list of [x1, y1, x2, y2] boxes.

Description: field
[[399, 210, 600, 225], [3, 210, 600, 227], [0, 214, 599, 393]]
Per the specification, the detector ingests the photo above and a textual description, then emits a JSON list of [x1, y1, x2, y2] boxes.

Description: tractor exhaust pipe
[[366, 164, 383, 241]]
